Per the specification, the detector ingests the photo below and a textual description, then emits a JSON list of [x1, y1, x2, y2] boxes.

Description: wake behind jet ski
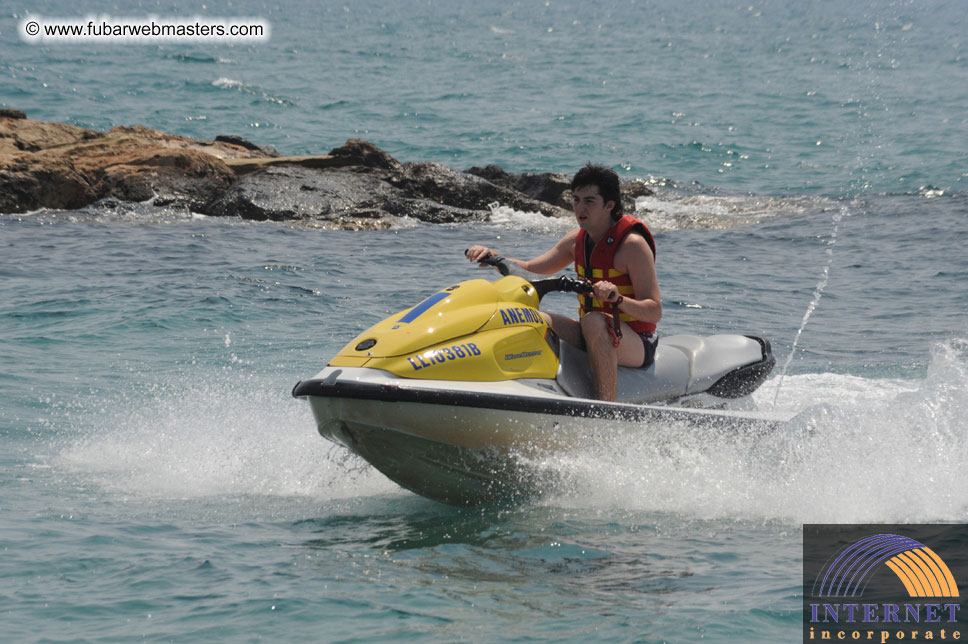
[[293, 255, 779, 506]]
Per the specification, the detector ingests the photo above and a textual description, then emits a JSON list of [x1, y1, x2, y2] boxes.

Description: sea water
[[2, 1, 967, 642]]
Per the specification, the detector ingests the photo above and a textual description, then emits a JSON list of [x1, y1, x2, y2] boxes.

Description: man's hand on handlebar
[[465, 245, 495, 266]]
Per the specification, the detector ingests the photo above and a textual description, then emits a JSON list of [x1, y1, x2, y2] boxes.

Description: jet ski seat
[[555, 334, 770, 403]]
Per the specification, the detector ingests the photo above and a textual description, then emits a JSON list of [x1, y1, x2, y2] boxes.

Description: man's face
[[572, 185, 615, 232]]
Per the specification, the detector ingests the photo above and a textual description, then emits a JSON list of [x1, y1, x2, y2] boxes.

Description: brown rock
[[0, 118, 273, 214], [0, 117, 98, 155], [95, 148, 237, 210], [0, 154, 95, 212]]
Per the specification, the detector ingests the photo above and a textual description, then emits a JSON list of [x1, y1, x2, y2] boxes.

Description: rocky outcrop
[[195, 139, 568, 226], [1, 113, 651, 228], [0, 116, 268, 214]]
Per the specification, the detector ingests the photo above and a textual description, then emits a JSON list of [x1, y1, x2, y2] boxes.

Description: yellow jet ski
[[293, 256, 778, 506]]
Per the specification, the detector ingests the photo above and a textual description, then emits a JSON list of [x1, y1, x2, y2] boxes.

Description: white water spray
[[771, 205, 846, 409], [56, 367, 399, 502], [538, 340, 968, 523]]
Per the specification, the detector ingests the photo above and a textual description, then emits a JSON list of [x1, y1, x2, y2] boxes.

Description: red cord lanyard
[[606, 302, 623, 348]]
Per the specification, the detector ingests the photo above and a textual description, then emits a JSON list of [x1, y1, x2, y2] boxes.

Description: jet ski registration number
[[407, 343, 481, 370]]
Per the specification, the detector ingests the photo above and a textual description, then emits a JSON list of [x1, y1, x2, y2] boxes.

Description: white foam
[[486, 203, 573, 234], [480, 192, 838, 234], [212, 76, 244, 89], [211, 77, 292, 105], [489, 25, 515, 35], [543, 339, 968, 524], [633, 193, 837, 231], [57, 367, 400, 502], [387, 215, 423, 230]]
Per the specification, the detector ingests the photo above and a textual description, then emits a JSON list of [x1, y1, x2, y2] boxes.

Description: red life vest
[[573, 214, 657, 334]]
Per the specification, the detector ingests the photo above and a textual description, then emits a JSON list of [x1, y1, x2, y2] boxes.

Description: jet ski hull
[[293, 367, 785, 506], [305, 395, 551, 506]]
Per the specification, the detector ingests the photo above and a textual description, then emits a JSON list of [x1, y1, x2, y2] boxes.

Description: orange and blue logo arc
[[815, 533, 960, 598]]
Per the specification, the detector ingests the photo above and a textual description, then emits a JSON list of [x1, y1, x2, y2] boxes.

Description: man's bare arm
[[466, 228, 578, 275], [613, 234, 662, 324]]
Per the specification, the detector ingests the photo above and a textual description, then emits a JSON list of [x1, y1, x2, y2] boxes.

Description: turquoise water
[[3, 1, 968, 642]]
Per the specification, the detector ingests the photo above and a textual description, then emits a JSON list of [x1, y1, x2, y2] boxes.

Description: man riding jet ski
[[293, 165, 778, 506], [467, 163, 660, 402]]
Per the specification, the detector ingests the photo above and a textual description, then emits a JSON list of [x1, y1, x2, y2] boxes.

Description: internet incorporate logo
[[803, 525, 966, 644]]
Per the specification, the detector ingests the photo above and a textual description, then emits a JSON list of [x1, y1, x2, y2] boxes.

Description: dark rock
[[0, 109, 27, 119], [203, 165, 489, 226], [465, 164, 511, 187], [513, 172, 572, 208], [382, 198, 486, 224], [95, 148, 237, 211], [328, 139, 401, 171], [203, 166, 403, 222], [215, 134, 280, 157], [621, 180, 655, 203], [467, 163, 653, 211], [224, 155, 356, 175], [466, 165, 572, 209], [205, 150, 567, 225], [390, 162, 568, 218]]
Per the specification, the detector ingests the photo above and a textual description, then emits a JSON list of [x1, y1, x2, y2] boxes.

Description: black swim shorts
[[577, 329, 658, 368], [639, 331, 658, 368]]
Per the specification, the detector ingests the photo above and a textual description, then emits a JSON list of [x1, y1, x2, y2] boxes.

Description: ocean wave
[[211, 77, 295, 106], [168, 52, 233, 64], [212, 76, 244, 89]]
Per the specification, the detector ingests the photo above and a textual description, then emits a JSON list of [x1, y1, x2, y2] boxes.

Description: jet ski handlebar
[[531, 275, 592, 301], [466, 251, 592, 300], [471, 251, 513, 276]]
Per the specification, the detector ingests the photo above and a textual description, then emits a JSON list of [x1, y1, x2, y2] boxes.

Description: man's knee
[[580, 313, 611, 343]]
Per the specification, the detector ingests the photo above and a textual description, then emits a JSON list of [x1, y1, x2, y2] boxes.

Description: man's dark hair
[[571, 163, 623, 219]]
